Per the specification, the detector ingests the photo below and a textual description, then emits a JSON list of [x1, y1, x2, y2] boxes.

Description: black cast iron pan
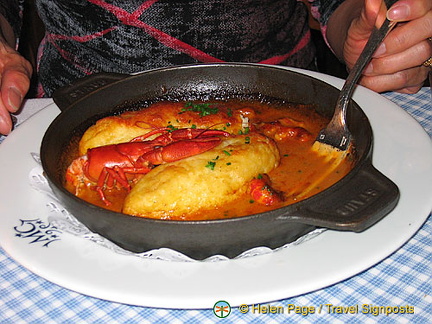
[[41, 63, 399, 259]]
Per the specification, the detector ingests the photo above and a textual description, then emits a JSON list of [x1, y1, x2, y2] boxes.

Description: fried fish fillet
[[122, 133, 280, 219]]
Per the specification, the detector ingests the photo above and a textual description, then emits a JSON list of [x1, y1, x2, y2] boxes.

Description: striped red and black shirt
[[2, 0, 344, 96]]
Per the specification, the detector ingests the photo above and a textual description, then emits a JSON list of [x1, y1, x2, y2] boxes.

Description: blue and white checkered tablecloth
[[0, 87, 431, 324]]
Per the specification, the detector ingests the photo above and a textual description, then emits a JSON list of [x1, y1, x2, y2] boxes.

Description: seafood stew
[[64, 98, 354, 220], [41, 64, 399, 258]]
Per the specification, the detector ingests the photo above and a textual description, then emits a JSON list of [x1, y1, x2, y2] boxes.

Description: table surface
[[0, 86, 431, 324]]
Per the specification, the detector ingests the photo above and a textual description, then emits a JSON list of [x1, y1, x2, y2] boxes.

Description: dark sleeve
[[309, 0, 345, 26], [0, 0, 23, 38], [308, 0, 345, 45]]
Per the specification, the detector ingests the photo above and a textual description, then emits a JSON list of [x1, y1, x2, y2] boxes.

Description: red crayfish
[[257, 117, 312, 142], [249, 174, 284, 206], [66, 128, 230, 205]]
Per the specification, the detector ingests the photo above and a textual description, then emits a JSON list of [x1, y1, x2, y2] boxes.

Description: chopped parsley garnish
[[205, 161, 216, 170], [181, 102, 219, 117], [237, 127, 250, 135], [166, 124, 178, 132], [222, 150, 231, 156], [205, 155, 224, 170], [245, 136, 251, 144]]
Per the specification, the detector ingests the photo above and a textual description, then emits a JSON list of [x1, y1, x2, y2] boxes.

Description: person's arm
[[0, 12, 32, 135], [325, 0, 432, 93]]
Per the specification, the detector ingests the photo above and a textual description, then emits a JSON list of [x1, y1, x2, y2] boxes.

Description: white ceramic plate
[[0, 69, 431, 309]]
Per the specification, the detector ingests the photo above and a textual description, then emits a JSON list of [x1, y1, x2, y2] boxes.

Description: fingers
[[387, 0, 432, 21], [349, 0, 383, 41], [0, 100, 13, 135], [363, 3, 432, 93], [345, 0, 432, 93], [360, 0, 391, 31], [0, 70, 32, 134], [368, 37, 432, 73], [0, 63, 32, 112], [374, 11, 432, 59], [358, 65, 429, 93], [0, 43, 32, 135], [342, 0, 389, 68]]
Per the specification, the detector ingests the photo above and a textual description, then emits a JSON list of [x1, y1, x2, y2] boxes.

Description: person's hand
[[343, 0, 432, 93], [0, 36, 32, 135]]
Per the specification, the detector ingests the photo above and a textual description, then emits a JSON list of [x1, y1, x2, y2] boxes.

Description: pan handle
[[52, 72, 129, 111], [285, 161, 400, 232]]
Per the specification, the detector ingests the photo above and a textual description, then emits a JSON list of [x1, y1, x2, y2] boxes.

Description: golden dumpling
[[78, 101, 247, 155], [123, 133, 280, 219]]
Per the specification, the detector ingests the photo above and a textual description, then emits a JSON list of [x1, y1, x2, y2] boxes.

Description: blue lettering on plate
[[14, 219, 62, 247]]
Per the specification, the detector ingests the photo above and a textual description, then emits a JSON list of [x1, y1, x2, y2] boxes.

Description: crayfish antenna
[[129, 127, 169, 142]]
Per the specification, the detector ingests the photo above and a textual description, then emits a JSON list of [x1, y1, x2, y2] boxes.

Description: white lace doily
[[29, 153, 325, 262]]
